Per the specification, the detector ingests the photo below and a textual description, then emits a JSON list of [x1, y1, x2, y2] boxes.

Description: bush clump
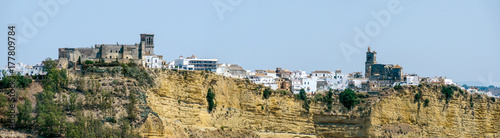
[[394, 85, 403, 90], [441, 86, 454, 103], [263, 88, 272, 99], [339, 89, 360, 110], [424, 99, 430, 107], [207, 88, 216, 113]]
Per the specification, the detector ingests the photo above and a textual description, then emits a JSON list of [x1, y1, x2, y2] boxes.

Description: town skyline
[[1, 0, 499, 86]]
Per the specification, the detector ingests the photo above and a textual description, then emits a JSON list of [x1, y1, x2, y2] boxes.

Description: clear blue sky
[[1, 0, 499, 86]]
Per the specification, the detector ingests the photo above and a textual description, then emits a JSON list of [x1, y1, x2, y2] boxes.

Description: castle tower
[[140, 34, 155, 55], [365, 47, 377, 78]]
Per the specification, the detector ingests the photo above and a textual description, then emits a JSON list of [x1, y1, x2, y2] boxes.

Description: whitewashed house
[[301, 77, 317, 93], [143, 54, 163, 68], [248, 74, 278, 90], [169, 55, 218, 71], [327, 70, 349, 90], [405, 74, 420, 86]]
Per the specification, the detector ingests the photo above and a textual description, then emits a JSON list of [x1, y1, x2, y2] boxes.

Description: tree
[[394, 85, 403, 90], [299, 89, 307, 101], [414, 92, 422, 103], [323, 89, 334, 111], [127, 91, 137, 121], [42, 58, 58, 73], [69, 93, 79, 112], [339, 89, 359, 110], [441, 86, 454, 103], [36, 90, 66, 137], [77, 56, 81, 65], [263, 88, 271, 99], [424, 99, 430, 107], [17, 98, 33, 128], [206, 88, 216, 112]]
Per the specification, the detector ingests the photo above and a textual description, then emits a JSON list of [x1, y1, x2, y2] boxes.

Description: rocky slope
[[139, 70, 500, 137]]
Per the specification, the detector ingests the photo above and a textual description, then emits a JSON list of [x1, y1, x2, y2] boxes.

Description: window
[[110, 56, 112, 58]]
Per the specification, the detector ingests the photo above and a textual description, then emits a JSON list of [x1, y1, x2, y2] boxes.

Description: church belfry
[[365, 47, 377, 78], [140, 34, 155, 54]]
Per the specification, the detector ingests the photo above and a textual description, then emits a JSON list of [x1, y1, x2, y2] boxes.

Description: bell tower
[[365, 47, 377, 78], [140, 34, 155, 54]]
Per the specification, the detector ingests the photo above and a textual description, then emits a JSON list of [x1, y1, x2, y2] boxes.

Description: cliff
[[139, 70, 500, 137]]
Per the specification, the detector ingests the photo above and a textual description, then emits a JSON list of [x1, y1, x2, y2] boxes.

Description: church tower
[[140, 34, 155, 55], [365, 47, 377, 78]]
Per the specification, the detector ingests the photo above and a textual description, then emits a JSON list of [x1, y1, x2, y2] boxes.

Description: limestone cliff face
[[139, 70, 500, 137], [368, 86, 500, 137], [139, 70, 316, 137]]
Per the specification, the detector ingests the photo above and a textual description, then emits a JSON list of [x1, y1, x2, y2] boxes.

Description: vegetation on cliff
[[0, 58, 158, 137], [339, 89, 360, 110], [206, 88, 216, 112]]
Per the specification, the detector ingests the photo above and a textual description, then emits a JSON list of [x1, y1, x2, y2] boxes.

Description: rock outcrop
[[139, 70, 500, 137]]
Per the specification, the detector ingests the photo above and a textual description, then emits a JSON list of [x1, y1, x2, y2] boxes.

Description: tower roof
[[394, 64, 402, 68]]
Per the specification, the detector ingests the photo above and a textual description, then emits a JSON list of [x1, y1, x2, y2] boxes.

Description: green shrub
[[441, 86, 454, 103], [394, 85, 403, 90], [17, 99, 33, 128], [414, 93, 422, 103], [84, 60, 94, 64], [0, 73, 32, 89], [303, 99, 310, 112], [339, 89, 359, 110], [424, 99, 430, 107], [298, 89, 307, 101], [207, 88, 216, 113], [323, 89, 334, 111], [263, 88, 272, 99]]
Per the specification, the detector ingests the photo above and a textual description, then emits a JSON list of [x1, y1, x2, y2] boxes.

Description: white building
[[1, 63, 47, 80], [300, 77, 317, 93], [327, 70, 349, 90], [169, 55, 218, 71], [311, 71, 332, 78], [350, 78, 369, 89], [216, 64, 247, 78], [444, 78, 454, 85], [143, 54, 163, 68], [265, 70, 277, 78], [248, 74, 278, 90], [290, 70, 308, 79], [405, 74, 420, 86], [467, 88, 498, 98]]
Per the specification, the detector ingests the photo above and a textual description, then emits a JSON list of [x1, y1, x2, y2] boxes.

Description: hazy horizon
[[1, 0, 499, 86]]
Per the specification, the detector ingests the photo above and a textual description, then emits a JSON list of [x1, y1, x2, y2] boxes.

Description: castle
[[365, 47, 403, 87], [58, 34, 163, 68]]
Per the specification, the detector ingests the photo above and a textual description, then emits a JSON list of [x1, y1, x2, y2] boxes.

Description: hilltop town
[[1, 34, 497, 98], [1, 33, 500, 137]]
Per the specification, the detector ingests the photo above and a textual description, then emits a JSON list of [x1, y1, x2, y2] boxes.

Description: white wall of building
[[301, 77, 317, 93], [143, 55, 163, 68]]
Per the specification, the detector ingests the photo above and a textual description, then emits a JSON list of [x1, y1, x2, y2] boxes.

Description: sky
[[1, 0, 499, 86]]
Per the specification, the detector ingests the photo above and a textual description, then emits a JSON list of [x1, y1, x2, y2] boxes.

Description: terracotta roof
[[312, 71, 331, 73], [255, 73, 266, 76], [394, 64, 402, 69], [266, 70, 276, 73]]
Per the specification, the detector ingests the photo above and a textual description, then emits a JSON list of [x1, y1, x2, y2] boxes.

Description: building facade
[[58, 34, 163, 68], [171, 55, 218, 71], [365, 47, 403, 87]]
